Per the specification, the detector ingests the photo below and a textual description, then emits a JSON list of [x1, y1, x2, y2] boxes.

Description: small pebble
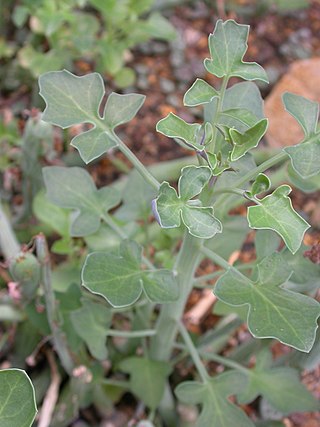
[[160, 77, 175, 93]]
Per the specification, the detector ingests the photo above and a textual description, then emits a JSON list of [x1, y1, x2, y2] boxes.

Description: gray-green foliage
[[0, 369, 37, 427], [43, 166, 120, 236], [283, 92, 320, 179], [214, 253, 319, 352], [4, 18, 319, 427], [175, 371, 254, 427], [82, 240, 179, 307], [10, 0, 176, 87]]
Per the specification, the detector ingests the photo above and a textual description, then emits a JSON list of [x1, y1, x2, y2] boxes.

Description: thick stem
[[150, 232, 202, 360], [0, 202, 20, 260], [35, 234, 74, 375], [150, 76, 230, 362]]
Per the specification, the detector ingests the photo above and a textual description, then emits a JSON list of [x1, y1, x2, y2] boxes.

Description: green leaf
[[206, 215, 249, 260], [204, 20, 268, 82], [283, 92, 318, 136], [175, 371, 254, 427], [287, 164, 320, 193], [103, 92, 145, 128], [119, 357, 171, 410], [144, 12, 176, 41], [229, 119, 268, 161], [219, 108, 259, 128], [237, 349, 319, 414], [214, 253, 320, 352], [39, 70, 145, 163], [247, 185, 310, 254], [183, 79, 219, 107], [248, 173, 271, 198], [153, 166, 222, 239], [255, 230, 281, 261], [82, 240, 179, 307], [283, 92, 320, 179], [283, 245, 320, 292], [71, 298, 112, 360], [33, 190, 69, 236], [43, 166, 120, 236], [156, 113, 213, 151], [116, 170, 157, 221], [178, 165, 213, 200], [0, 369, 37, 427], [114, 67, 136, 88]]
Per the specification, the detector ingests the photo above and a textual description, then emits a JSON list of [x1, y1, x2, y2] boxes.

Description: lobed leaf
[[153, 166, 222, 239], [237, 349, 319, 414], [175, 371, 254, 427], [247, 185, 310, 254], [156, 113, 213, 151], [214, 253, 320, 352], [70, 298, 112, 360], [43, 166, 120, 237], [282, 92, 320, 178], [33, 190, 69, 237], [248, 173, 271, 198], [229, 119, 268, 161], [82, 240, 179, 307], [183, 79, 219, 107], [119, 357, 171, 410], [39, 70, 145, 163], [204, 20, 268, 82], [0, 369, 37, 427]]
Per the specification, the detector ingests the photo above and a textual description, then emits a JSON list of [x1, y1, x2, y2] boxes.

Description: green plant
[[3, 0, 175, 89], [0, 19, 319, 427]]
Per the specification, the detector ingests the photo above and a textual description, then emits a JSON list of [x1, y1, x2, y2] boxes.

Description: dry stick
[[38, 350, 61, 427], [184, 250, 240, 326], [216, 0, 227, 19], [184, 289, 217, 327], [0, 201, 20, 260]]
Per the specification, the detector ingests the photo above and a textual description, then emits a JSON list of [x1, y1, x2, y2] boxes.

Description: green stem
[[200, 247, 249, 281], [150, 76, 230, 363], [213, 151, 288, 209], [150, 232, 203, 360], [100, 378, 130, 388], [210, 76, 229, 153], [201, 246, 233, 271], [173, 343, 249, 375], [199, 351, 249, 374], [106, 328, 157, 338], [178, 322, 209, 382], [35, 234, 74, 375], [212, 187, 246, 197], [0, 201, 20, 260], [193, 262, 256, 286], [112, 132, 160, 191]]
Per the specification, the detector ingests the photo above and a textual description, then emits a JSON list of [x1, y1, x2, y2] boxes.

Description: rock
[[160, 77, 175, 94], [265, 58, 320, 147]]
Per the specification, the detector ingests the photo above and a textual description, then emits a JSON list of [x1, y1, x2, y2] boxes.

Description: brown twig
[[184, 289, 217, 327], [37, 350, 61, 427]]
